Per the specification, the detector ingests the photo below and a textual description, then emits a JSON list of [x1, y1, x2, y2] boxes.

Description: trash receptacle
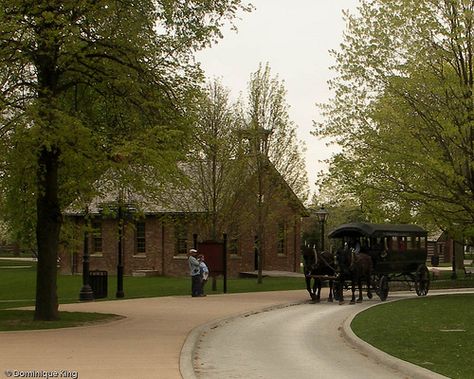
[[89, 270, 108, 299]]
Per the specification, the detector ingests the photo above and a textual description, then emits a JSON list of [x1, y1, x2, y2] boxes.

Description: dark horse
[[335, 246, 373, 304], [302, 245, 336, 302]]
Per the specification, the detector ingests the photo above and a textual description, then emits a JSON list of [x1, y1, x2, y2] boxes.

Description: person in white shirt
[[187, 249, 201, 297], [198, 254, 209, 296]]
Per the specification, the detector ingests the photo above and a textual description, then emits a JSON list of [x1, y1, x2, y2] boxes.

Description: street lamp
[[451, 238, 457, 280], [98, 199, 136, 299], [116, 203, 125, 298], [315, 206, 329, 251], [79, 207, 94, 301], [116, 201, 136, 298]]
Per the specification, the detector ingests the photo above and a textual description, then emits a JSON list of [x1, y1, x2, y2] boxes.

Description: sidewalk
[[2, 288, 469, 379], [0, 290, 308, 379]]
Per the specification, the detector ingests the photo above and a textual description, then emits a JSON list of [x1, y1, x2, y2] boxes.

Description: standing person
[[187, 249, 201, 297], [198, 254, 209, 296]]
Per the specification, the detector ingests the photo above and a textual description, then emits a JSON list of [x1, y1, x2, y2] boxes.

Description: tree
[[315, 0, 474, 238], [243, 63, 309, 283], [247, 63, 309, 202], [185, 79, 246, 240], [0, 0, 251, 320]]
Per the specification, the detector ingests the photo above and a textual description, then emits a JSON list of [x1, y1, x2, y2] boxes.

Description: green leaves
[[246, 63, 309, 203], [316, 0, 474, 237], [0, 0, 252, 319]]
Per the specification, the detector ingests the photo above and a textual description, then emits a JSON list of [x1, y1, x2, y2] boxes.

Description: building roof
[[63, 165, 205, 216], [65, 160, 307, 217]]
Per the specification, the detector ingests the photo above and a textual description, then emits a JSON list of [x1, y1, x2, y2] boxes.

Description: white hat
[[189, 249, 198, 254]]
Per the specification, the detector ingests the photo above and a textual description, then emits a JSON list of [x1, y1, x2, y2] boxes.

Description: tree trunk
[[257, 167, 264, 284], [34, 147, 61, 321]]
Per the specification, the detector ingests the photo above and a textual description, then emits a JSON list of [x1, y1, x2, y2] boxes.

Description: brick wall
[[60, 192, 304, 278]]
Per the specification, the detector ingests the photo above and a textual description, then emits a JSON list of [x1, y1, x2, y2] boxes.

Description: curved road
[[191, 293, 450, 379]]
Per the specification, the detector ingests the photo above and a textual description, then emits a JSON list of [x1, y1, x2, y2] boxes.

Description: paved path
[[190, 293, 449, 379], [1, 288, 469, 379], [0, 291, 308, 379]]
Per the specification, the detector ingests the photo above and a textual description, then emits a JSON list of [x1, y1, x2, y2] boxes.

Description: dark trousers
[[191, 274, 202, 297]]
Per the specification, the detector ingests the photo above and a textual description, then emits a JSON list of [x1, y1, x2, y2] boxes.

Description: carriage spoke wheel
[[377, 275, 389, 301], [415, 264, 430, 296]]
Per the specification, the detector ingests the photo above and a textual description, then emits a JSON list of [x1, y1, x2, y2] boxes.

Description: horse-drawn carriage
[[304, 223, 430, 304]]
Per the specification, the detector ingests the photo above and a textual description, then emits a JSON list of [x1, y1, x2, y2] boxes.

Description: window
[[135, 221, 146, 254], [438, 243, 444, 256], [408, 236, 423, 251], [175, 223, 188, 255], [228, 224, 240, 256], [389, 237, 398, 252], [229, 237, 239, 255], [91, 220, 102, 254], [277, 222, 286, 255], [399, 237, 407, 252]]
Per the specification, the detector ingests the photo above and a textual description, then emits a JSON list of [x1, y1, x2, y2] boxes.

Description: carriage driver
[[349, 237, 361, 254]]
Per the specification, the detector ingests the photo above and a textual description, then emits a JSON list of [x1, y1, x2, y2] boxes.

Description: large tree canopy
[[315, 0, 474, 238], [0, 0, 251, 320]]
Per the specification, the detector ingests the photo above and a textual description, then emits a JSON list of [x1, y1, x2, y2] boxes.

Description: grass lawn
[[0, 310, 123, 331], [351, 294, 474, 379], [0, 258, 305, 311], [0, 259, 306, 309], [0, 258, 304, 330]]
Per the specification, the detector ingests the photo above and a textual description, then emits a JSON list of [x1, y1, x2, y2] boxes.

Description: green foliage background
[[315, 0, 474, 240]]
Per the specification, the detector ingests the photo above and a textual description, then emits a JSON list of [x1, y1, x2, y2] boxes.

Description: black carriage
[[328, 222, 430, 301]]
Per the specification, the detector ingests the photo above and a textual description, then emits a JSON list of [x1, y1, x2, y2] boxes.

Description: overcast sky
[[196, 0, 360, 198]]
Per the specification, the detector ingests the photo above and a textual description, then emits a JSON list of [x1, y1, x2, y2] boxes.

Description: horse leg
[[305, 275, 316, 301], [311, 278, 317, 302], [350, 277, 356, 304], [328, 279, 334, 302], [366, 273, 373, 299], [338, 278, 345, 305], [356, 278, 363, 303], [315, 279, 321, 303]]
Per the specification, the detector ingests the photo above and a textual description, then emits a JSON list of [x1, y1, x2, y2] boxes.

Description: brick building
[[60, 166, 307, 278]]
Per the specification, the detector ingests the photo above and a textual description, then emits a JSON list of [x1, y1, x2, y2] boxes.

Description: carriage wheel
[[415, 264, 430, 296], [377, 275, 389, 301]]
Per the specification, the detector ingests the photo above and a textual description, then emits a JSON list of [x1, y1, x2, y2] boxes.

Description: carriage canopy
[[328, 223, 427, 239]]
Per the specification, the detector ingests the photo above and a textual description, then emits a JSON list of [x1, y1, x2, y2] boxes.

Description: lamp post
[[315, 206, 329, 251], [116, 203, 125, 298], [99, 197, 135, 299], [79, 207, 94, 301], [451, 238, 457, 280], [116, 201, 136, 298]]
